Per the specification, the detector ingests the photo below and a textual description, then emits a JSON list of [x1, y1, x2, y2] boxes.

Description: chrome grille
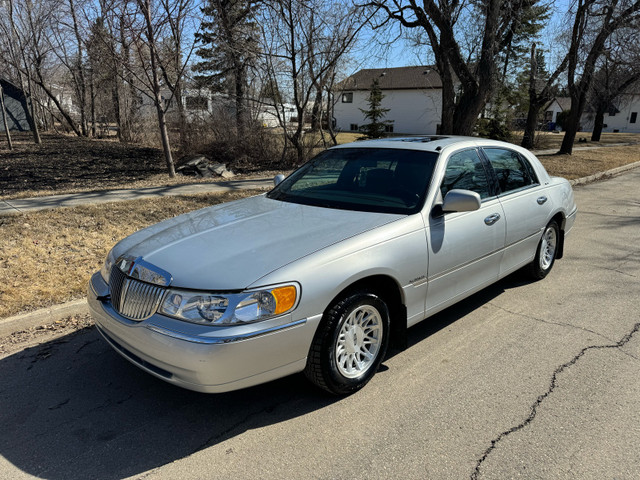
[[109, 266, 165, 321]]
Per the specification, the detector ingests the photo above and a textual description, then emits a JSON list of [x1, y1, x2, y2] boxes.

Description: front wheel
[[528, 220, 560, 280], [304, 292, 390, 395]]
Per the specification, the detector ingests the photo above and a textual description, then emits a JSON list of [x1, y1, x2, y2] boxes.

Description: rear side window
[[440, 149, 491, 199], [483, 148, 537, 194]]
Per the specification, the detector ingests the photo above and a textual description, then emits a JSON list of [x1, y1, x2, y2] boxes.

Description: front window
[[441, 149, 491, 200], [267, 148, 438, 214], [342, 92, 353, 103]]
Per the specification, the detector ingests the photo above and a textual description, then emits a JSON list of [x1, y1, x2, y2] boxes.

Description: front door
[[425, 148, 506, 315]]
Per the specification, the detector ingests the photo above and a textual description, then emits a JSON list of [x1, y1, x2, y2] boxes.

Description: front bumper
[[87, 272, 321, 393]]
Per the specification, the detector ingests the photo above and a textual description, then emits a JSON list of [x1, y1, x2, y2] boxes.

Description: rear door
[[481, 147, 553, 276], [425, 148, 506, 315]]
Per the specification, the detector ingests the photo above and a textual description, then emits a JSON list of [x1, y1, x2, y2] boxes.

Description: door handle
[[484, 213, 501, 226], [537, 196, 548, 205]]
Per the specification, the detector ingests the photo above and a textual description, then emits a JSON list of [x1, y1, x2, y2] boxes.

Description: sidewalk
[[0, 177, 274, 216], [1, 142, 638, 216]]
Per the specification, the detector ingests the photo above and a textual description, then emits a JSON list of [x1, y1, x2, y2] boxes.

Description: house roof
[[546, 97, 571, 111], [0, 77, 26, 100], [336, 66, 443, 91]]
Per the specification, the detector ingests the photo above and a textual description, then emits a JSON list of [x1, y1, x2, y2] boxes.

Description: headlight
[[100, 248, 116, 283], [158, 284, 298, 326]]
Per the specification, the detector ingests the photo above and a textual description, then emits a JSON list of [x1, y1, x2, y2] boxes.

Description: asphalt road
[[1, 169, 638, 480]]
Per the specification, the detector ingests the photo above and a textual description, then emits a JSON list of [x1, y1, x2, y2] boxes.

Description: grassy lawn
[[0, 133, 639, 319], [0, 191, 263, 318]]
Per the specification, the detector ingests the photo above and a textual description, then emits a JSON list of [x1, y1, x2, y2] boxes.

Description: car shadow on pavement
[[388, 272, 530, 357], [0, 273, 530, 480], [0, 326, 339, 480]]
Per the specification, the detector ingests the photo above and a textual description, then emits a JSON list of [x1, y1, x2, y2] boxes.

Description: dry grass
[[0, 190, 262, 318], [514, 131, 640, 150], [537, 144, 640, 179], [1, 142, 639, 320]]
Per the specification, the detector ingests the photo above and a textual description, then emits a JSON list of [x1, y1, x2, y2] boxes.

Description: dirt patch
[[0, 133, 286, 200], [0, 313, 93, 358]]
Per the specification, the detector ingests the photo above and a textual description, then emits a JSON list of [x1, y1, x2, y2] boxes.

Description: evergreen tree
[[195, 0, 259, 136], [359, 79, 391, 139]]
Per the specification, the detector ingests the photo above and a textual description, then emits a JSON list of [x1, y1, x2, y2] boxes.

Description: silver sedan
[[88, 136, 577, 395]]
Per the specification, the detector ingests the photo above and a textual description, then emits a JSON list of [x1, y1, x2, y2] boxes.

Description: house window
[[384, 124, 394, 133], [342, 92, 353, 103], [631, 112, 638, 124], [350, 123, 359, 131], [185, 96, 208, 111]]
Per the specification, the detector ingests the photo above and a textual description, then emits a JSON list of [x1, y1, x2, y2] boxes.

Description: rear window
[[483, 148, 538, 194]]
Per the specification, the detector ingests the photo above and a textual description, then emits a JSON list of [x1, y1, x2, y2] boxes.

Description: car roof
[[330, 136, 517, 153]]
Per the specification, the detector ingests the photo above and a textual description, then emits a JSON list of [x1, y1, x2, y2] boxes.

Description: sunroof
[[399, 136, 449, 143]]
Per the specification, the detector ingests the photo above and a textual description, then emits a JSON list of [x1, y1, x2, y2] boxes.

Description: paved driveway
[[0, 169, 638, 480]]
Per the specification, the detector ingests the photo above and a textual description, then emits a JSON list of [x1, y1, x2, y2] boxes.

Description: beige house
[[333, 66, 444, 135]]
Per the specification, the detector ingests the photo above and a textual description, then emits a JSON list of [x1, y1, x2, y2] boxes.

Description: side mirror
[[273, 174, 285, 187], [441, 189, 481, 213]]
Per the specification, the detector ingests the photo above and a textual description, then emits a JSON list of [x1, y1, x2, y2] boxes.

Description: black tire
[[304, 291, 390, 395], [528, 220, 560, 280]]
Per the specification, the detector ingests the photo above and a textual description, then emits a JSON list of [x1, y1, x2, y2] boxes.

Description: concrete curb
[[2, 159, 640, 338], [0, 299, 89, 338], [569, 160, 640, 186]]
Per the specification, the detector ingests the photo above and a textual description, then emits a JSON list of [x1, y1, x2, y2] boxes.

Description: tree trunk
[[89, 68, 96, 137], [25, 74, 41, 144], [32, 73, 81, 137], [112, 80, 123, 141], [140, 0, 175, 177], [68, 0, 88, 136], [154, 96, 176, 177], [453, 89, 485, 135], [235, 63, 246, 138], [311, 86, 322, 132], [521, 102, 542, 150], [0, 85, 14, 150], [558, 87, 588, 155], [174, 80, 188, 152], [591, 106, 606, 142], [437, 60, 455, 134]]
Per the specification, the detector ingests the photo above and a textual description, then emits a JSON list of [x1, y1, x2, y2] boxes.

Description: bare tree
[[135, 0, 176, 176], [0, 0, 43, 142], [521, 43, 568, 149], [157, 0, 200, 152], [559, 0, 640, 154], [259, 0, 372, 163], [371, 0, 547, 135]]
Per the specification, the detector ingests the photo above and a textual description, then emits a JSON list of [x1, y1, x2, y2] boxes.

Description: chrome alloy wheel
[[539, 225, 558, 271], [335, 305, 383, 378]]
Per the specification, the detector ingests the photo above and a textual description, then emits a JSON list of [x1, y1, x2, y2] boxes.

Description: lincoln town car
[[88, 136, 577, 395]]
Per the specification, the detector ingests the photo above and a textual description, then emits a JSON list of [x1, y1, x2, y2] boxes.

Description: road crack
[[471, 321, 640, 480], [488, 302, 615, 342]]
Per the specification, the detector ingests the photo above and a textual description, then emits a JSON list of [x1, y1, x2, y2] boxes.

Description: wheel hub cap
[[335, 305, 382, 379], [540, 227, 557, 270]]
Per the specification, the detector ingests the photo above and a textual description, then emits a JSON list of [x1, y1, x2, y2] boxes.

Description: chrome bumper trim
[[145, 318, 308, 345]]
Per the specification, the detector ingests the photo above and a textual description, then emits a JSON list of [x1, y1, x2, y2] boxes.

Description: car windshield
[[267, 148, 438, 214]]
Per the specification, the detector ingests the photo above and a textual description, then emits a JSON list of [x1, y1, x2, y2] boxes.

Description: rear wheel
[[305, 292, 390, 395], [528, 220, 559, 280]]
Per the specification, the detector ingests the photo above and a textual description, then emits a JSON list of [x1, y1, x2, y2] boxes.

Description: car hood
[[112, 194, 404, 290]]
